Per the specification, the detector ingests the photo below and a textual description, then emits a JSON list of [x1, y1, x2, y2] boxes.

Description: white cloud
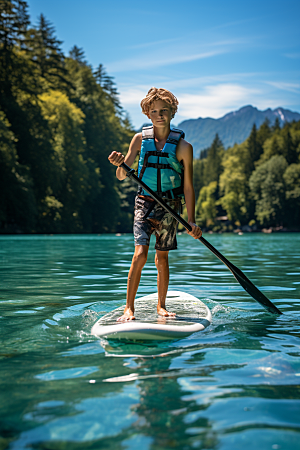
[[177, 84, 261, 119], [119, 88, 145, 105], [119, 87, 150, 126]]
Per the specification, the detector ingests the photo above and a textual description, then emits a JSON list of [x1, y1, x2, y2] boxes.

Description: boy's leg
[[118, 245, 149, 321], [155, 250, 176, 317]]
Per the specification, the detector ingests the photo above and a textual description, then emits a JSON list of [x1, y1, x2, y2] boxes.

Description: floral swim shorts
[[133, 195, 182, 251]]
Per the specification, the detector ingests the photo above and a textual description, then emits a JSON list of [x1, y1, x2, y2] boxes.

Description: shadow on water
[[0, 234, 300, 449]]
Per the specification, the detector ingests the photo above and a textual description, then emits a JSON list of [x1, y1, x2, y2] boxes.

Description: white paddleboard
[[91, 291, 212, 341]]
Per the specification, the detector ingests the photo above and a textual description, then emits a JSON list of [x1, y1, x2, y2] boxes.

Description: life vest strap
[[142, 126, 184, 142], [147, 163, 172, 170], [138, 152, 150, 180], [144, 150, 169, 158], [166, 128, 185, 145], [138, 152, 176, 179], [142, 126, 154, 140]]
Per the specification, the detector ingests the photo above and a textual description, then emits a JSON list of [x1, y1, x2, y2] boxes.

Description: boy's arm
[[108, 133, 142, 180], [178, 140, 202, 239]]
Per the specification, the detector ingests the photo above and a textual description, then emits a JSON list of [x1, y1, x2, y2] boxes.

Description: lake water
[[0, 233, 300, 450]]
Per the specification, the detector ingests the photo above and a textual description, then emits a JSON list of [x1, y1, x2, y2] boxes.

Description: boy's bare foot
[[117, 308, 135, 322], [157, 306, 176, 317]]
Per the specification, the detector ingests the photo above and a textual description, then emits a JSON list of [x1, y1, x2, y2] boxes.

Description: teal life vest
[[137, 126, 185, 198]]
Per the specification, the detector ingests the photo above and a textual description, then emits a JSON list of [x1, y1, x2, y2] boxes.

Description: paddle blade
[[230, 264, 282, 314], [199, 237, 282, 315]]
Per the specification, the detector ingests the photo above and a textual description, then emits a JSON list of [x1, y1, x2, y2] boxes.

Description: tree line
[[192, 118, 300, 231], [0, 0, 134, 234]]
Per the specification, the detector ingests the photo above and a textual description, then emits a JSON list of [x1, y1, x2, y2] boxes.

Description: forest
[[1, 0, 300, 234], [0, 0, 134, 234], [192, 119, 300, 232]]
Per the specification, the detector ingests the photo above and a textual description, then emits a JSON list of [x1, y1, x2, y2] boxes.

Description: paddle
[[121, 162, 282, 315]]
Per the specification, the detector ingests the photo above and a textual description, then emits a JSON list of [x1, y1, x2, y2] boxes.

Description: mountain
[[177, 105, 300, 158]]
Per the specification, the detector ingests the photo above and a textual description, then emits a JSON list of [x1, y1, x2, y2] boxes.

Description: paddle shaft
[[121, 162, 282, 315]]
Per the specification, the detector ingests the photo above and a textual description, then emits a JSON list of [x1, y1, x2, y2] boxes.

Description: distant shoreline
[[1, 229, 300, 236]]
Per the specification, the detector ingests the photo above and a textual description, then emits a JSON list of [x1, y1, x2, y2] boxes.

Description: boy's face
[[147, 100, 173, 127]]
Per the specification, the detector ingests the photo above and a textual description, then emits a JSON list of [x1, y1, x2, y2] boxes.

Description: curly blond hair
[[140, 87, 179, 118]]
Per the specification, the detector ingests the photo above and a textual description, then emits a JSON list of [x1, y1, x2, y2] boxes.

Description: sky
[[26, 0, 300, 128]]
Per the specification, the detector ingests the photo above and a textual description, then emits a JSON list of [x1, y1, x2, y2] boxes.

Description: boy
[[108, 87, 202, 321]]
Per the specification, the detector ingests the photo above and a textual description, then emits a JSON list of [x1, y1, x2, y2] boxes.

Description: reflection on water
[[0, 233, 300, 449]]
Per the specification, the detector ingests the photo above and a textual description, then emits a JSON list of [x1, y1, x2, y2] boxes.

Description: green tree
[[38, 90, 97, 232], [272, 116, 281, 132], [193, 159, 206, 198], [94, 63, 121, 109], [249, 155, 288, 226], [0, 110, 37, 231], [218, 143, 250, 223], [0, 0, 30, 98], [246, 123, 263, 172], [26, 14, 69, 91], [281, 125, 298, 164], [204, 133, 224, 188], [69, 45, 86, 65], [283, 163, 300, 227], [195, 181, 218, 228], [256, 118, 272, 147]]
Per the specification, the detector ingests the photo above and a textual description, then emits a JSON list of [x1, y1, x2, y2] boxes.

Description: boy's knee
[[133, 246, 148, 266], [155, 252, 168, 267]]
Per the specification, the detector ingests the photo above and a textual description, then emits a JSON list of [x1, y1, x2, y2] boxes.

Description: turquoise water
[[0, 233, 300, 450]]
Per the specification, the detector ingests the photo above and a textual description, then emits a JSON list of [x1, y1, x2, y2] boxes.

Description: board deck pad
[[91, 291, 212, 341]]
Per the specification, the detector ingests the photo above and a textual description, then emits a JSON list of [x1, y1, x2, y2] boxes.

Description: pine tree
[[282, 124, 298, 164], [28, 14, 69, 90], [272, 116, 281, 132], [94, 63, 121, 109], [69, 45, 87, 65], [0, 0, 30, 99], [0, 110, 37, 231], [204, 133, 224, 191], [94, 63, 110, 87], [247, 124, 263, 172], [257, 118, 272, 147], [199, 147, 209, 159]]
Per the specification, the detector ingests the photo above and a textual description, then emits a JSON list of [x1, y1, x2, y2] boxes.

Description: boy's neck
[[153, 125, 171, 142]]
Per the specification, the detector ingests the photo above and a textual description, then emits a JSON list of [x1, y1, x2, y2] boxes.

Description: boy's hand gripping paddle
[[121, 162, 282, 315]]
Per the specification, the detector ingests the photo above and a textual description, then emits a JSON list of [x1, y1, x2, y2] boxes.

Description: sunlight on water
[[0, 233, 299, 449]]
